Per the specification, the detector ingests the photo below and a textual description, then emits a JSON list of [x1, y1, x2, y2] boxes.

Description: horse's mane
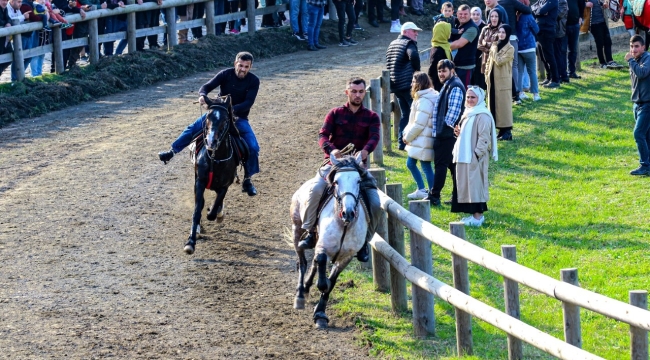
[[326, 156, 369, 185]]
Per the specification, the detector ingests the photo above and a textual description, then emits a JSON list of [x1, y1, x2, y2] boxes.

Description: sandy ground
[[0, 25, 403, 359], [0, 11, 633, 358]]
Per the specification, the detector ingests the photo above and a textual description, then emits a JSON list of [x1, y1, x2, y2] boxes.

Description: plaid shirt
[[432, 87, 463, 137], [319, 103, 381, 158]]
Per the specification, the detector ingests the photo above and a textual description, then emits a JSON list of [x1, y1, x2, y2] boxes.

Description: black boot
[[158, 149, 174, 164], [242, 178, 258, 196], [298, 231, 317, 249], [496, 128, 505, 140], [427, 190, 441, 206], [498, 129, 513, 141], [356, 241, 370, 262]]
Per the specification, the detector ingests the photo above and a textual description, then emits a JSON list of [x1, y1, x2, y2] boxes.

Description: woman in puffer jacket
[[403, 72, 439, 200]]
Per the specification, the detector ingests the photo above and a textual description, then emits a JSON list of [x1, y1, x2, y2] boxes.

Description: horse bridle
[[332, 167, 361, 222], [203, 104, 233, 163]]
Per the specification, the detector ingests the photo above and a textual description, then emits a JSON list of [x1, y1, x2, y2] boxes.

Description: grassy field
[[329, 54, 650, 359]]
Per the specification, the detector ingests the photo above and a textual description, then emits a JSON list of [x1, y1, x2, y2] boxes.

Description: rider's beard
[[350, 98, 362, 106]]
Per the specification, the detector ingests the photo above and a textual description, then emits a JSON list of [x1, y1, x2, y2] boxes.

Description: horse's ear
[[330, 154, 340, 167], [354, 152, 364, 165]]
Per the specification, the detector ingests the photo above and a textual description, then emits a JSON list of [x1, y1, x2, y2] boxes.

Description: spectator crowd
[[384, 0, 641, 227]]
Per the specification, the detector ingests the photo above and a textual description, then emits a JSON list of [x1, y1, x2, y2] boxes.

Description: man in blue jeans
[[158, 52, 262, 195], [626, 36, 650, 176]]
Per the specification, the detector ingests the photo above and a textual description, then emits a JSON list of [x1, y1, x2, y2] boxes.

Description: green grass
[[330, 54, 650, 359]]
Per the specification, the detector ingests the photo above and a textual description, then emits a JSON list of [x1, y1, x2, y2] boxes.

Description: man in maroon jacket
[[297, 77, 382, 263]]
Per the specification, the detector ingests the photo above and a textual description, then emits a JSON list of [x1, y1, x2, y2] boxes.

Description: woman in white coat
[[402, 72, 439, 200]]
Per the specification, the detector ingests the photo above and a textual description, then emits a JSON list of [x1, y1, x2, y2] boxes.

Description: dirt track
[[0, 26, 408, 358]]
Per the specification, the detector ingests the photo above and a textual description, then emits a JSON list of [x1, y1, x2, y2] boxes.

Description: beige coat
[[455, 113, 493, 204], [404, 89, 438, 161], [485, 43, 514, 129]]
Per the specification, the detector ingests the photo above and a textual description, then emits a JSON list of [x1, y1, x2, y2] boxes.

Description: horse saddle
[[232, 134, 249, 167]]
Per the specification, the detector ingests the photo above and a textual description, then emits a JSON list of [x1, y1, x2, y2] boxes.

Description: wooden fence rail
[[0, 0, 288, 80], [365, 187, 650, 359]]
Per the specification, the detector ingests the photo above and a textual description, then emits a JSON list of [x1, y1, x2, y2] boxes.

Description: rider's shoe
[[298, 231, 317, 249], [242, 178, 258, 196], [356, 241, 370, 262], [158, 149, 175, 164]]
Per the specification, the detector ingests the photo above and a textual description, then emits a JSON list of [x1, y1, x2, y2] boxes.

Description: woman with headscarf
[[470, 6, 487, 88], [477, 9, 504, 77], [451, 86, 498, 227], [485, 24, 515, 141], [403, 72, 438, 200], [427, 22, 452, 92]]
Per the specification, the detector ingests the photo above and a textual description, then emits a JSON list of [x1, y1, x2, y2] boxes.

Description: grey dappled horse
[[290, 154, 368, 329]]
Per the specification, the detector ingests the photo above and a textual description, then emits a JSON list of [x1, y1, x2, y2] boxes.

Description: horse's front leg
[[185, 179, 206, 255], [313, 257, 353, 329], [206, 187, 228, 222], [293, 237, 309, 309]]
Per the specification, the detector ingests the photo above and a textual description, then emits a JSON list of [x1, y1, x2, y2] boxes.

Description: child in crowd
[[33, 0, 59, 30], [432, 2, 460, 56]]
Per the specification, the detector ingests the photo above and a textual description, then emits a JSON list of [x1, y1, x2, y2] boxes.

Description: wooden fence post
[[501, 245, 522, 360], [392, 94, 400, 139], [369, 168, 390, 293], [370, 78, 383, 166], [52, 26, 64, 74], [386, 183, 407, 313], [363, 87, 370, 110], [89, 18, 100, 64], [10, 20, 24, 82], [561, 268, 582, 349], [166, 6, 178, 49], [450, 222, 473, 356], [410, 200, 435, 337], [127, 0, 137, 54], [247, 0, 256, 33], [381, 70, 392, 153], [204, 0, 216, 36], [630, 290, 649, 360]]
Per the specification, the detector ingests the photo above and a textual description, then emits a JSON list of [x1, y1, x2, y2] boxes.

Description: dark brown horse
[[184, 96, 241, 255]]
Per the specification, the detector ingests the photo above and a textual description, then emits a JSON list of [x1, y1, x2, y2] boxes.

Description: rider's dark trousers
[[171, 113, 260, 177]]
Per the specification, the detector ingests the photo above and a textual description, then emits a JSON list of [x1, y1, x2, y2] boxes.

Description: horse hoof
[[315, 318, 328, 329], [206, 213, 217, 221], [217, 212, 225, 223], [184, 244, 195, 255], [294, 297, 305, 310]]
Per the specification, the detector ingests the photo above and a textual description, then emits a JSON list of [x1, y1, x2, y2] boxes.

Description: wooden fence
[[0, 0, 289, 81], [359, 179, 650, 359]]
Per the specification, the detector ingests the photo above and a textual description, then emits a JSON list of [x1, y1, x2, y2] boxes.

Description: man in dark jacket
[[386, 21, 421, 150], [565, 0, 584, 78], [625, 35, 650, 176], [0, 0, 11, 76], [450, 5, 479, 88], [534, 0, 560, 88], [428, 59, 465, 206], [553, 0, 569, 83], [492, 0, 531, 95]]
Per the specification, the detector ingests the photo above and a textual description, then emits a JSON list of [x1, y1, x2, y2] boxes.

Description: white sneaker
[[240, 24, 248, 32], [390, 20, 401, 33], [462, 215, 484, 227], [533, 94, 541, 101], [519, 92, 529, 100], [407, 189, 429, 200]]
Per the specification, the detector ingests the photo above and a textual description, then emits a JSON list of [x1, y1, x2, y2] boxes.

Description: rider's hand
[[330, 149, 341, 159], [360, 149, 368, 162], [198, 95, 206, 106]]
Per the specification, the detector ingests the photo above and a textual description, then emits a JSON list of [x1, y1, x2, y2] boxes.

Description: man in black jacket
[[534, 0, 560, 88], [386, 21, 421, 150], [0, 0, 11, 76], [566, 0, 584, 78]]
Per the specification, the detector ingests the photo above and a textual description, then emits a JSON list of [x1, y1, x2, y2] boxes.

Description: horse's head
[[204, 96, 232, 150], [328, 153, 365, 224]]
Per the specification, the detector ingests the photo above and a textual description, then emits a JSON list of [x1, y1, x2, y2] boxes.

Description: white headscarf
[[452, 86, 498, 163]]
